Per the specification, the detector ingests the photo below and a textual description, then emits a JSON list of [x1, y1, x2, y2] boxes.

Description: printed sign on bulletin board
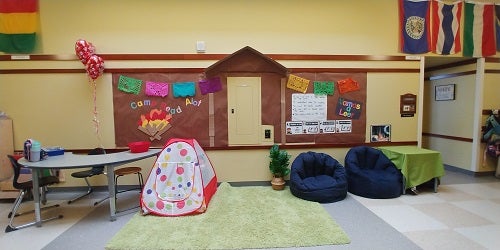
[[319, 120, 336, 133], [286, 120, 352, 135], [291, 93, 327, 121], [286, 121, 303, 135], [336, 120, 352, 133], [303, 121, 320, 134]]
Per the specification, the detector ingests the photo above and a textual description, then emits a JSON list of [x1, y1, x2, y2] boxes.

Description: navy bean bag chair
[[344, 146, 403, 199], [290, 152, 347, 203]]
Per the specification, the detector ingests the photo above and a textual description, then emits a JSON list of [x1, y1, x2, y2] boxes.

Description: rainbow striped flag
[[0, 0, 38, 53]]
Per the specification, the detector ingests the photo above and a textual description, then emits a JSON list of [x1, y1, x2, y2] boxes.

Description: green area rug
[[106, 183, 350, 250]]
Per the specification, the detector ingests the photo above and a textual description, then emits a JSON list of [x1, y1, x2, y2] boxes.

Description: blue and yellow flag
[[399, 0, 431, 54]]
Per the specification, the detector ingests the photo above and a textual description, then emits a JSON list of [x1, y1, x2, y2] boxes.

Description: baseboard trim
[[444, 164, 495, 177]]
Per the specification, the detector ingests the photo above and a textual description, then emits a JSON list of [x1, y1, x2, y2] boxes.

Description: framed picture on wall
[[435, 84, 455, 101], [370, 125, 391, 142]]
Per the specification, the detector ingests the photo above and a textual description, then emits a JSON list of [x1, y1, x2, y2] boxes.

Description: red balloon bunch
[[75, 39, 95, 64], [86, 55, 105, 80], [75, 39, 104, 80]]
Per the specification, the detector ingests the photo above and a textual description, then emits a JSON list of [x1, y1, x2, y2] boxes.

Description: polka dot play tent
[[140, 138, 217, 216]]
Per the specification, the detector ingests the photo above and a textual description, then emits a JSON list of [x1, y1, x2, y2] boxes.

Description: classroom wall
[[484, 69, 500, 109], [367, 72, 420, 142], [0, 1, 497, 186], [423, 71, 476, 171], [423, 60, 500, 173], [36, 0, 400, 55]]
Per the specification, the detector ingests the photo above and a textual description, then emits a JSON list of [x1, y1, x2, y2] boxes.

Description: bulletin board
[[284, 72, 366, 144], [111, 48, 366, 148], [112, 72, 366, 147], [112, 73, 214, 147], [113, 71, 290, 148]]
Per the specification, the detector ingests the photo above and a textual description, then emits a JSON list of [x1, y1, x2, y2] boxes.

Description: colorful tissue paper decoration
[[313, 81, 334, 95], [118, 75, 143, 95], [199, 77, 222, 95], [287, 74, 310, 93], [172, 82, 196, 98], [145, 81, 169, 97], [337, 78, 360, 94]]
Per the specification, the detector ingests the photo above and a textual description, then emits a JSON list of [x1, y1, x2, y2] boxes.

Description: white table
[[18, 149, 160, 226]]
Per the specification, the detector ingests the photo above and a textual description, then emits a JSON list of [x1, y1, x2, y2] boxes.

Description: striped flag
[[463, 2, 496, 57], [431, 0, 462, 55], [0, 0, 38, 53], [399, 0, 431, 54], [496, 4, 500, 52]]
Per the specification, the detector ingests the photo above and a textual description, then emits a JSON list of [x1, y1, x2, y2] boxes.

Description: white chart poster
[[291, 94, 327, 121]]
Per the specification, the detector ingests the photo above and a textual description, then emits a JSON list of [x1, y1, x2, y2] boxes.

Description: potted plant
[[268, 144, 291, 190]]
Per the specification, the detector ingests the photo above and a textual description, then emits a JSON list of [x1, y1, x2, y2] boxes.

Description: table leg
[[434, 177, 438, 193], [32, 169, 42, 227], [106, 166, 117, 221], [496, 157, 500, 178], [402, 177, 406, 195]]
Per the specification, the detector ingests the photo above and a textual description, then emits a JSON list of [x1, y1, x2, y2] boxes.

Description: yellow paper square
[[287, 74, 310, 93]]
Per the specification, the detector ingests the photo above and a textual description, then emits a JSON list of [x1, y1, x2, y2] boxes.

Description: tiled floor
[[353, 176, 500, 250], [0, 191, 104, 250], [1, 169, 500, 250]]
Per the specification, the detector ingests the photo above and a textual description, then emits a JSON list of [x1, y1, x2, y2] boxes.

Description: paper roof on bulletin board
[[204, 46, 288, 78]]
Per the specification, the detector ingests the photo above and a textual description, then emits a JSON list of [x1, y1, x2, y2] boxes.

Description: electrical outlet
[[196, 41, 206, 53]]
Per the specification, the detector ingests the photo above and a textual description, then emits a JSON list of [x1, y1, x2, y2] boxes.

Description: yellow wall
[[36, 0, 399, 55], [367, 73, 420, 142], [1, 1, 497, 186], [484, 71, 500, 109]]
